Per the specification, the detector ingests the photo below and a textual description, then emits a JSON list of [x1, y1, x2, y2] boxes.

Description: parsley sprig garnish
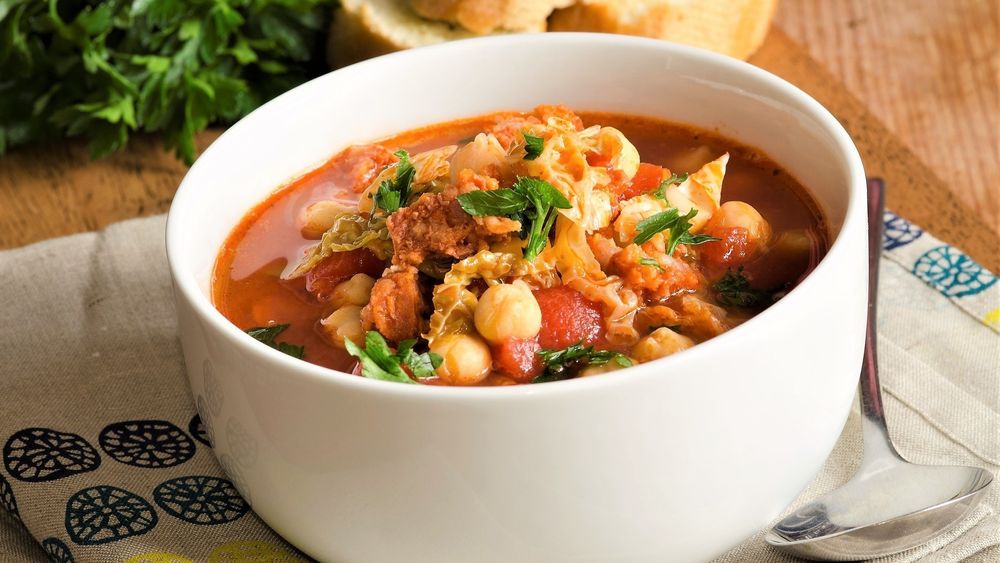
[[533, 342, 632, 383], [373, 150, 416, 214], [653, 172, 689, 199], [457, 176, 572, 261], [633, 207, 719, 253], [523, 133, 544, 160], [344, 331, 442, 384], [246, 324, 304, 359], [713, 267, 769, 307]]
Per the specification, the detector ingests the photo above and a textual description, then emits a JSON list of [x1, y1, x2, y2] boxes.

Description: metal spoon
[[764, 181, 994, 561]]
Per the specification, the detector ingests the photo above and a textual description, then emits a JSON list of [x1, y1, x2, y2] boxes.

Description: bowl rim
[[166, 32, 866, 399]]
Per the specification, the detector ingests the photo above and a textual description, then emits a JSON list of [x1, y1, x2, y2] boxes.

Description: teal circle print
[[912, 245, 997, 297], [153, 475, 248, 525], [41, 537, 75, 563], [65, 485, 158, 545]]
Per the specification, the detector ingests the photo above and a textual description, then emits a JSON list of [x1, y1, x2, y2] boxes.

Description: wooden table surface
[[1, 0, 997, 271], [778, 0, 999, 235]]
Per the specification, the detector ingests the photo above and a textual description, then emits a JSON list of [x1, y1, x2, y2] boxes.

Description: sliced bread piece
[[409, 0, 575, 34], [327, 0, 482, 69], [548, 0, 778, 60]]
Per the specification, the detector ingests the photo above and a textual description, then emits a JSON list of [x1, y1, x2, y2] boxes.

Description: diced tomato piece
[[305, 249, 384, 301], [533, 286, 605, 350], [492, 337, 543, 383], [619, 163, 663, 200], [586, 151, 612, 167], [699, 226, 757, 271]]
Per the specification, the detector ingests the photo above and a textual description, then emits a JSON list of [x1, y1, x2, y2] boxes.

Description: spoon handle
[[859, 179, 903, 462]]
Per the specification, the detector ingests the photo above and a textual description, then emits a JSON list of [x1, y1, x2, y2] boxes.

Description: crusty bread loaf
[[327, 0, 776, 69], [548, 0, 777, 60], [328, 0, 482, 69], [409, 0, 574, 34]]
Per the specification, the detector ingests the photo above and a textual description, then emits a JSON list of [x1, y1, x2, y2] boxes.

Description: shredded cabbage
[[451, 133, 508, 182], [284, 213, 391, 279], [663, 153, 729, 233], [517, 121, 613, 232]]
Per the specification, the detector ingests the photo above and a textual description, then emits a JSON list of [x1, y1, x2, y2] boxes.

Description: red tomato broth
[[213, 110, 828, 383]]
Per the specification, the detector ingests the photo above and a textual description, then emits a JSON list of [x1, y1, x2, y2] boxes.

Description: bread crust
[[548, 0, 778, 60], [327, 0, 777, 69], [327, 0, 478, 68], [410, 0, 574, 33]]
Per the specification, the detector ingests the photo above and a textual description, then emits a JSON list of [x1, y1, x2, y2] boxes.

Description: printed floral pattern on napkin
[[880, 209, 998, 331]]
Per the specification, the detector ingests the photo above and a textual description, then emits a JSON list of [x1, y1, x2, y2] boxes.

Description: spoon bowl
[[766, 462, 992, 560], [766, 179, 994, 560]]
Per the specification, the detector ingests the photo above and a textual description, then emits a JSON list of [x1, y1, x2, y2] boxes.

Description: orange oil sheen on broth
[[213, 111, 828, 381]]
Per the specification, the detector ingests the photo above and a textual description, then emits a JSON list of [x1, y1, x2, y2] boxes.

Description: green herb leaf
[[0, 0, 333, 164], [713, 267, 768, 307], [639, 257, 665, 272], [653, 172, 689, 199], [374, 150, 416, 214], [345, 331, 442, 383], [456, 176, 571, 262], [456, 188, 529, 216], [523, 133, 544, 160], [512, 176, 571, 261], [344, 332, 414, 384], [246, 324, 305, 359], [633, 207, 720, 254], [533, 342, 632, 383], [396, 339, 444, 378], [633, 208, 681, 245]]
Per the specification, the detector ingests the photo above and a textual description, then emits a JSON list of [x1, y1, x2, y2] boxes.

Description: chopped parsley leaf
[[523, 133, 545, 160], [713, 267, 768, 307], [653, 172, 689, 199], [639, 257, 665, 272], [246, 324, 304, 359], [344, 331, 442, 384], [533, 342, 632, 383], [457, 176, 571, 261], [373, 149, 416, 214], [633, 207, 720, 254]]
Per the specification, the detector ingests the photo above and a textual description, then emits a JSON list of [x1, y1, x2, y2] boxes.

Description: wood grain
[[749, 29, 998, 272], [777, 0, 1000, 234], [0, 132, 218, 249]]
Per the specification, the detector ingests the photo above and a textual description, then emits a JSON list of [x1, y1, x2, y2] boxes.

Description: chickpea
[[329, 274, 376, 309], [630, 328, 695, 363], [320, 305, 364, 348], [473, 281, 542, 344], [302, 200, 350, 239], [707, 201, 771, 245], [431, 334, 492, 385]]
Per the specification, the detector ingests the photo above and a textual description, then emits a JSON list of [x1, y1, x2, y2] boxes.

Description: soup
[[213, 106, 827, 385]]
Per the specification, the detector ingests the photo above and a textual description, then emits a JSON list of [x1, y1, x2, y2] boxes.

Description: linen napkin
[[0, 204, 997, 562]]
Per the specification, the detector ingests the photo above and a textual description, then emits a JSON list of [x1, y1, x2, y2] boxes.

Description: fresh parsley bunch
[[0, 0, 333, 164]]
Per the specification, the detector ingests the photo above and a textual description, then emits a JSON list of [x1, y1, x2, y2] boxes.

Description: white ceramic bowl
[[167, 33, 867, 563]]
